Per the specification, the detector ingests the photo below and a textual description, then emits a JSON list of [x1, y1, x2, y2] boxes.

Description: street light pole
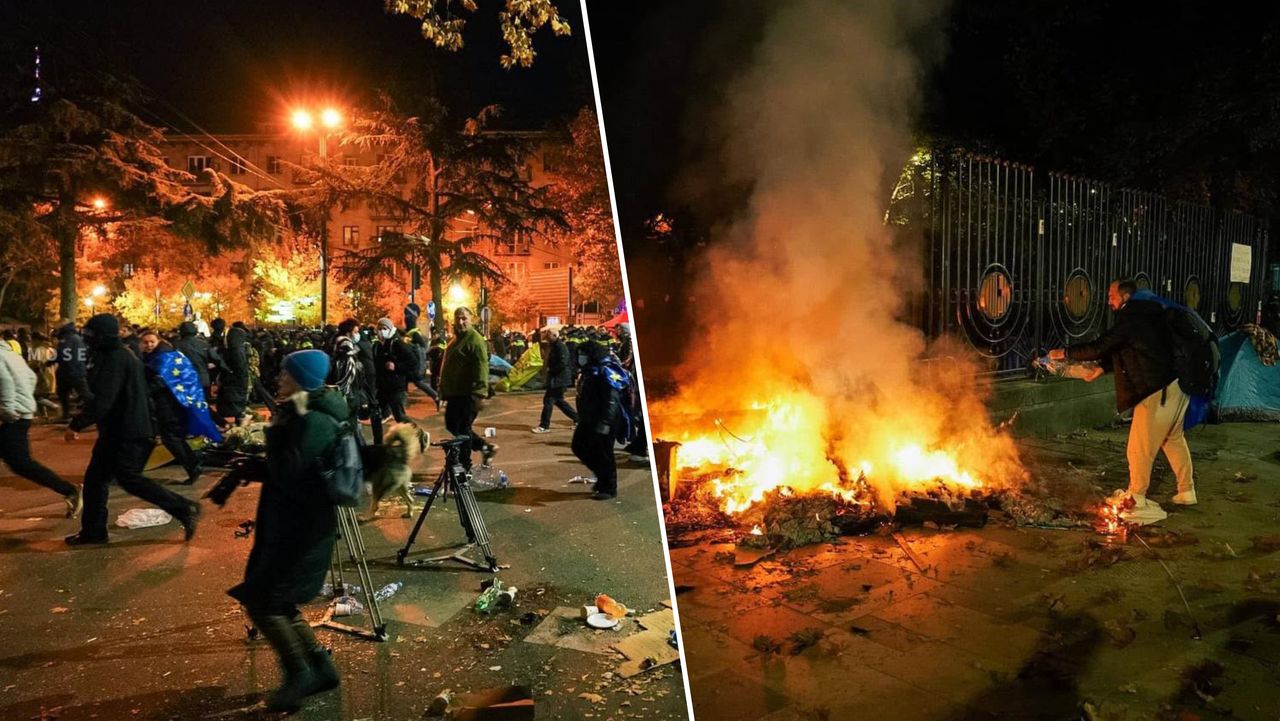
[[318, 132, 328, 326], [292, 107, 341, 327]]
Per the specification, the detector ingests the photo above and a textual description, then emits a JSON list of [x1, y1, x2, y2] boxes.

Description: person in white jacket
[[0, 343, 81, 518]]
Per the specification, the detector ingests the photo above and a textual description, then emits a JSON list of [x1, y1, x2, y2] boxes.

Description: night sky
[[587, 0, 1280, 266], [5, 0, 594, 132]]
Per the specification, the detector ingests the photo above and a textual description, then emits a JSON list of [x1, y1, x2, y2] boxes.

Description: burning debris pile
[[656, 395, 1084, 548], [645, 0, 1086, 546]]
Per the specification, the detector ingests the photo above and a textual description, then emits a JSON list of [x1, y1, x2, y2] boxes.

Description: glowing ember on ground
[[1095, 492, 1137, 541]]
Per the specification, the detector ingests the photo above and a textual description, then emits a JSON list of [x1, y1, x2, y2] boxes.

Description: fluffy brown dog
[[363, 423, 429, 518]]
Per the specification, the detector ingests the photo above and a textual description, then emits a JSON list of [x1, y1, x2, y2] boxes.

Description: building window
[[494, 228, 532, 255], [376, 226, 402, 242], [542, 147, 564, 173], [343, 156, 358, 167], [187, 155, 213, 174], [543, 261, 560, 270], [342, 226, 360, 247], [266, 156, 281, 174], [229, 156, 249, 175], [504, 262, 527, 281]]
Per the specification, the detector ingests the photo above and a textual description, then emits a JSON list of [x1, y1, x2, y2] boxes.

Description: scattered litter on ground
[[374, 582, 404, 601], [331, 595, 364, 617], [475, 580, 517, 614], [114, 508, 172, 529]]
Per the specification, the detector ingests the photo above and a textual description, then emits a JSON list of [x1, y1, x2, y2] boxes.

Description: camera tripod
[[396, 437, 499, 572], [312, 505, 388, 641]]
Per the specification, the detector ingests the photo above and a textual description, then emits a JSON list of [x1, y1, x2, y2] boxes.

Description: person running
[[139, 330, 206, 485], [229, 350, 342, 712], [0, 342, 82, 517], [532, 326, 578, 433], [63, 314, 200, 546]]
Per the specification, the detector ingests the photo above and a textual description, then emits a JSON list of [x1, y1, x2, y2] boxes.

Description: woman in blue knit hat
[[228, 349, 348, 712]]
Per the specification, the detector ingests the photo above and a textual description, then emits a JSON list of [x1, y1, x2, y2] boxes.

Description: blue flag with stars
[[148, 350, 223, 443]]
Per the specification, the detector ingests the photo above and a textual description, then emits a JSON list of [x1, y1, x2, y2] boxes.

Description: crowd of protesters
[[0, 307, 647, 711]]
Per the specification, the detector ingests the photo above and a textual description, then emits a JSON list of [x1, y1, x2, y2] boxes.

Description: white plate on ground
[[586, 612, 621, 630]]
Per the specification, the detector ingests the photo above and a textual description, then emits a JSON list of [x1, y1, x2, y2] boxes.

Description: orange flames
[[663, 389, 1024, 517]]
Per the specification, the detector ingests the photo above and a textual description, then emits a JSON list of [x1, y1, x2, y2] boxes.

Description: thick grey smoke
[[658, 0, 1024, 507]]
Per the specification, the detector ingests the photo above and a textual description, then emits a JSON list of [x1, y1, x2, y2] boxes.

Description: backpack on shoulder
[[319, 419, 364, 507]]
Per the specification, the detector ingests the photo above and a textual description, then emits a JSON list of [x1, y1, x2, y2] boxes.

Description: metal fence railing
[[912, 150, 1270, 376]]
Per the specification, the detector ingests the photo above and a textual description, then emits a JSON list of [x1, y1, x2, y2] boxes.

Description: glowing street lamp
[[83, 297, 94, 308], [289, 104, 345, 325], [91, 285, 106, 298], [91, 197, 107, 210]]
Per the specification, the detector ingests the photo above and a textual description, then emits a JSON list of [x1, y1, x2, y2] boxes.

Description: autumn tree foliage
[[544, 106, 622, 307], [385, 0, 571, 68], [311, 97, 567, 332], [0, 58, 294, 323]]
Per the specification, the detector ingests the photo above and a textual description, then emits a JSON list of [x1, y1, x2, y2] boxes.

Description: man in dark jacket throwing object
[[1049, 279, 1195, 517], [64, 314, 200, 545], [229, 349, 342, 712], [532, 326, 579, 433]]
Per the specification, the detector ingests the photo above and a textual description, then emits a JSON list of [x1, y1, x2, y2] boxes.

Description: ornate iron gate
[[920, 150, 1270, 376]]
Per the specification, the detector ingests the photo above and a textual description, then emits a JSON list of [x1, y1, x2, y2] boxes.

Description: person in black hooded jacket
[[219, 321, 251, 425], [174, 321, 225, 401], [64, 314, 200, 546], [1050, 278, 1194, 510], [572, 341, 624, 500]]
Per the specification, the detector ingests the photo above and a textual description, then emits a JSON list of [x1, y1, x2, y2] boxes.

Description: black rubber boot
[[289, 616, 339, 693], [252, 614, 320, 713]]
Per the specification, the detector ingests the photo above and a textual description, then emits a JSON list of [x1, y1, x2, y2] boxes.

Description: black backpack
[[318, 419, 364, 507], [1165, 306, 1219, 397]]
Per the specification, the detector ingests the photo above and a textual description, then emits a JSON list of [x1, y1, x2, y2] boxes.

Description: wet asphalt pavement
[[0, 391, 688, 721]]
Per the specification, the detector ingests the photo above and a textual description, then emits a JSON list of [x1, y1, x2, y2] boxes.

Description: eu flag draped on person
[[585, 354, 634, 444], [149, 350, 224, 442]]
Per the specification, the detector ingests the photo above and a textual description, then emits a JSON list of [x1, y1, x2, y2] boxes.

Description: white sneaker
[[531, 427, 551, 434], [1122, 495, 1168, 525], [628, 454, 649, 463], [1172, 489, 1198, 505]]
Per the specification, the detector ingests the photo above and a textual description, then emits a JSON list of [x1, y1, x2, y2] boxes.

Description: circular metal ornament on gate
[[977, 269, 1013, 321], [1227, 282, 1244, 313], [1063, 272, 1091, 321], [1184, 277, 1201, 311]]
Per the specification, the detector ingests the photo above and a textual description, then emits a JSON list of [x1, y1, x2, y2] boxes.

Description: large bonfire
[[647, 2, 1030, 540]]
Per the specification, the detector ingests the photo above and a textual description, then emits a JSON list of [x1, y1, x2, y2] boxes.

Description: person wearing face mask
[[438, 307, 496, 469], [63, 314, 201, 546], [327, 319, 372, 440], [373, 318, 417, 427]]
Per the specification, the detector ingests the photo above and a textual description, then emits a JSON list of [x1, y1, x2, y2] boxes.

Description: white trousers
[[1127, 380, 1194, 498]]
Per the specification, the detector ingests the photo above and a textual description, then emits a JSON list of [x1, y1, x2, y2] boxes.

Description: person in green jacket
[[438, 307, 496, 469]]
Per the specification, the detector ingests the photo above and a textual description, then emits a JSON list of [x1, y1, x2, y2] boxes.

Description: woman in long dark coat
[[228, 349, 346, 712]]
